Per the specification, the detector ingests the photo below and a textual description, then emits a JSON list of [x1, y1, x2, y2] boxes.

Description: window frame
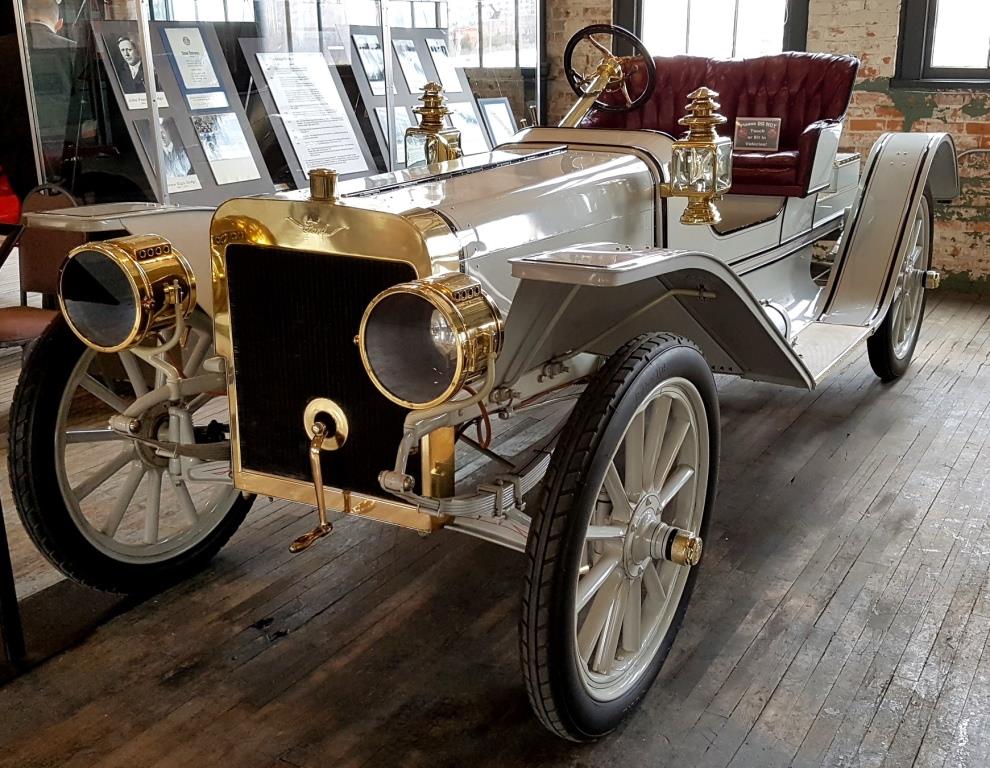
[[612, 0, 809, 57], [895, 0, 990, 89]]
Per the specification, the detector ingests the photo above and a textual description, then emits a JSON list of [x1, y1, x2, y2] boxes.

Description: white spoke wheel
[[521, 334, 719, 741], [9, 315, 253, 594], [867, 189, 933, 382]]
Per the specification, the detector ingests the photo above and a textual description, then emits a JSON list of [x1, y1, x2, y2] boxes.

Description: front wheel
[[867, 190, 934, 381], [521, 333, 719, 741], [8, 315, 253, 594]]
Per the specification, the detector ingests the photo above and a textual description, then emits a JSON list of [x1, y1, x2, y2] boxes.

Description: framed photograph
[[425, 37, 462, 94], [374, 106, 416, 165], [352, 33, 387, 96], [478, 97, 518, 146], [135, 116, 202, 193], [100, 26, 168, 110], [447, 102, 490, 156], [392, 38, 428, 93], [191, 112, 261, 185]]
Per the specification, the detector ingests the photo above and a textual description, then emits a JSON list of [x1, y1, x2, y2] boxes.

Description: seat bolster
[[796, 119, 840, 193]]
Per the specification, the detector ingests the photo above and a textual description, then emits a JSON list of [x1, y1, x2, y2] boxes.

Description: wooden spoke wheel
[[521, 333, 719, 741]]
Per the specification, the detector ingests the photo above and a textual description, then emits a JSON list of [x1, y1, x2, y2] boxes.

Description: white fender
[[820, 132, 959, 328], [503, 244, 815, 389]]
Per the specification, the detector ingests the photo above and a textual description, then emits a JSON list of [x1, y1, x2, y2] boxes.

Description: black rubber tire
[[867, 189, 934, 382], [520, 333, 719, 741], [8, 316, 253, 594]]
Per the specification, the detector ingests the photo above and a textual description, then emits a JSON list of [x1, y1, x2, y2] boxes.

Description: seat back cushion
[[581, 52, 858, 149]]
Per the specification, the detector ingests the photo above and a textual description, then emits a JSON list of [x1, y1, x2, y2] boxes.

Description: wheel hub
[[130, 404, 172, 468], [623, 494, 661, 577], [622, 493, 703, 577]]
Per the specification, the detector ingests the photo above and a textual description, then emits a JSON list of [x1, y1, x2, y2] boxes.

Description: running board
[[792, 322, 872, 384]]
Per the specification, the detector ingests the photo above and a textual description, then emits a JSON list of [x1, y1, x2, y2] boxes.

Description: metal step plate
[[793, 321, 871, 384]]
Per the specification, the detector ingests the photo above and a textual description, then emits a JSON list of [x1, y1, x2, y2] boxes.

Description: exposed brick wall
[[807, 0, 990, 287], [465, 68, 528, 125], [545, 0, 612, 121]]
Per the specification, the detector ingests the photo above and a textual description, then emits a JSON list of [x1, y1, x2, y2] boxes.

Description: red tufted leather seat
[[580, 52, 859, 197]]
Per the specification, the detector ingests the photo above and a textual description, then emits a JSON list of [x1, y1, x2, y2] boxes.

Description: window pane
[[447, 0, 481, 67], [413, 1, 437, 27], [643, 0, 688, 56], [735, 0, 786, 56], [688, 0, 736, 58], [518, 0, 538, 66], [391, 2, 414, 27], [482, 0, 518, 66], [931, 0, 990, 68]]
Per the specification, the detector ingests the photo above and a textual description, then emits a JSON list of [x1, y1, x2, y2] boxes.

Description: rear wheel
[[867, 190, 933, 381], [8, 315, 253, 594], [521, 333, 719, 741]]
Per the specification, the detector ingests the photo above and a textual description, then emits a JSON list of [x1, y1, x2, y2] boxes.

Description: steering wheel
[[563, 24, 657, 113]]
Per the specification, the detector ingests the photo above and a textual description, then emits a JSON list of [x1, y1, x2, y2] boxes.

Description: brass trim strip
[[236, 468, 446, 533]]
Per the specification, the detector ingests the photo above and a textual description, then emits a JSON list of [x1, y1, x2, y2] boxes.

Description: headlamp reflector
[[359, 274, 502, 409], [58, 235, 196, 353]]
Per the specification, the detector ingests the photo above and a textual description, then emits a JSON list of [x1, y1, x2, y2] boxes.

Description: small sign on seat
[[734, 117, 782, 151]]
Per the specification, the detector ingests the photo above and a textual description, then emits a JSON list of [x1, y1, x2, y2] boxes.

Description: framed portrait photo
[[478, 97, 518, 146]]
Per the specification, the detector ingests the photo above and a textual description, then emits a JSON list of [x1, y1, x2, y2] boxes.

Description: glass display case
[[7, 0, 545, 206]]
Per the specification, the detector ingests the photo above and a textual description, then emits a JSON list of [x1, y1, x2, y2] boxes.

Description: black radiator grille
[[225, 244, 420, 495]]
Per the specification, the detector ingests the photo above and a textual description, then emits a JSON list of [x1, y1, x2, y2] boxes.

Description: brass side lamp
[[405, 82, 463, 168], [660, 87, 733, 226]]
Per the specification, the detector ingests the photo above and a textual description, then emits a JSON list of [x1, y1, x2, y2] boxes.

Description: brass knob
[[309, 169, 338, 201], [669, 530, 703, 567]]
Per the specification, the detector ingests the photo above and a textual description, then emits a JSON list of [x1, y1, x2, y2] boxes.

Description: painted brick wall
[[807, 0, 990, 288], [545, 0, 990, 286]]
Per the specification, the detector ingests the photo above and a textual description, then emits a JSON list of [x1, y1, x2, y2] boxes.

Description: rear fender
[[500, 245, 815, 390], [820, 132, 958, 327]]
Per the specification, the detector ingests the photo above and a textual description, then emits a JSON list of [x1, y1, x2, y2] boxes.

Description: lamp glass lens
[[60, 250, 138, 349], [716, 140, 733, 192], [364, 292, 459, 405], [672, 146, 715, 193]]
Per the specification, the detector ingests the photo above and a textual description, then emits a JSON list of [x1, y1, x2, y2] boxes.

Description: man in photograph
[[115, 35, 145, 93]]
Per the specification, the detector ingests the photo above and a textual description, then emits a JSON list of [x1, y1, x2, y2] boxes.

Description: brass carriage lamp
[[405, 82, 463, 168], [661, 87, 733, 225]]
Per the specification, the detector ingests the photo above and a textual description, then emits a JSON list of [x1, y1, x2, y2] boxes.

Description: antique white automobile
[[11, 26, 959, 741]]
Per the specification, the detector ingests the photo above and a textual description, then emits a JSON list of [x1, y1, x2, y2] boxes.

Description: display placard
[[348, 26, 488, 169], [92, 20, 273, 205], [478, 96, 518, 146], [240, 39, 375, 188], [733, 117, 782, 151]]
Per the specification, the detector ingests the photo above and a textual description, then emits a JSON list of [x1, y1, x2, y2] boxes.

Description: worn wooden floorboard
[[1, 272, 989, 765]]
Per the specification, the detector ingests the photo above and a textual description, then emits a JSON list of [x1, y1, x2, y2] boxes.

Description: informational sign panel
[[92, 20, 273, 205], [240, 39, 375, 188], [733, 117, 782, 151]]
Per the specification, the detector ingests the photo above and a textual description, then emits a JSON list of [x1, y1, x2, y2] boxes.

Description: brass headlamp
[[661, 87, 733, 225], [358, 273, 502, 409], [404, 82, 463, 168], [58, 234, 196, 353]]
